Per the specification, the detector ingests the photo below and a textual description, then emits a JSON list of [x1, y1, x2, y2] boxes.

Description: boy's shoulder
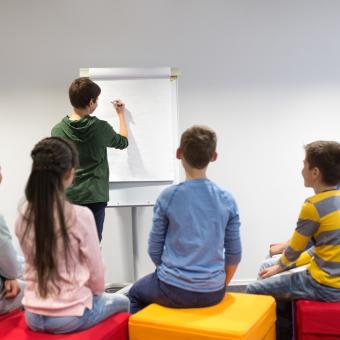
[[53, 115, 106, 127], [157, 182, 187, 206], [51, 116, 73, 135], [159, 179, 236, 204], [51, 118, 64, 132], [209, 181, 237, 205], [159, 183, 180, 199], [304, 190, 340, 205], [52, 115, 110, 139], [86, 116, 113, 132]]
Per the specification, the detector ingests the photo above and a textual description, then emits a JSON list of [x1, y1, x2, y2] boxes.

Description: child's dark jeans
[[82, 202, 107, 242], [128, 271, 226, 314]]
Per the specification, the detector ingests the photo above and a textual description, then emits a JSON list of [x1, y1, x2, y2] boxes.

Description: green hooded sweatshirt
[[51, 115, 128, 204]]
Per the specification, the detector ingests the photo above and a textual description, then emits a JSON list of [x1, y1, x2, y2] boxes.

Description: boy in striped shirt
[[247, 141, 340, 339]]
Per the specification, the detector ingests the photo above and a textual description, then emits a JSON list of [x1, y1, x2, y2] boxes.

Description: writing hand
[[111, 100, 125, 114]]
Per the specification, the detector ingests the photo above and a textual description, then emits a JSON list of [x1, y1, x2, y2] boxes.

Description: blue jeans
[[257, 255, 280, 278], [247, 269, 340, 301], [128, 271, 226, 314], [25, 293, 130, 334], [82, 202, 107, 242], [247, 270, 340, 340]]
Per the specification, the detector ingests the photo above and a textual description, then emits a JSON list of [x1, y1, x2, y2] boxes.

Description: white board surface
[[96, 78, 174, 182]]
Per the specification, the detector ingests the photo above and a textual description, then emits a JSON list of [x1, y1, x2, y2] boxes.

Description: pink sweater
[[15, 202, 105, 317]]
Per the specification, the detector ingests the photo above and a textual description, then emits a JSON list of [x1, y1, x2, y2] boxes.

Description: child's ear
[[211, 151, 218, 162], [88, 98, 96, 108], [312, 167, 320, 177], [176, 148, 182, 160]]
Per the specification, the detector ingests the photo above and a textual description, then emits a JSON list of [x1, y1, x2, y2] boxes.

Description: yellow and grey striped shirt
[[279, 190, 340, 288]]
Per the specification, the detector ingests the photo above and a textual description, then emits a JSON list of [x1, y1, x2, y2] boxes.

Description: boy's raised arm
[[112, 100, 128, 138]]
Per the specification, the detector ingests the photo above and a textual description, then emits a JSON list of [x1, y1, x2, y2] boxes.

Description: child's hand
[[4, 279, 21, 299], [259, 263, 283, 279], [269, 242, 288, 257], [111, 100, 125, 115]]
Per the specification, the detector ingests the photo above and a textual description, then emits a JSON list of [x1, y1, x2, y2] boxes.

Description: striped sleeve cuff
[[307, 246, 315, 257], [278, 257, 289, 270]]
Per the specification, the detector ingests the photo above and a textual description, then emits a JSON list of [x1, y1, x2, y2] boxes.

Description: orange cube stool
[[129, 293, 276, 340]]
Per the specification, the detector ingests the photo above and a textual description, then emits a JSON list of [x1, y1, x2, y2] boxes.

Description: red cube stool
[[294, 300, 340, 340], [0, 309, 130, 340]]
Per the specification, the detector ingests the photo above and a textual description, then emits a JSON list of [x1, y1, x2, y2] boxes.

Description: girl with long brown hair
[[15, 137, 129, 334]]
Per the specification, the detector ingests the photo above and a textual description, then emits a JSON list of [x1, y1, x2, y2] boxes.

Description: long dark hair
[[22, 137, 78, 298]]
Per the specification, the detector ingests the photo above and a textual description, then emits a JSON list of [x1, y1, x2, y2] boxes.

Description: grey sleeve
[[0, 215, 20, 279]]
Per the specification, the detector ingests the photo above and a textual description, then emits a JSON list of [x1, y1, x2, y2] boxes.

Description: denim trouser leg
[[247, 270, 340, 339], [82, 202, 107, 242], [76, 293, 130, 331], [26, 293, 130, 334], [128, 271, 225, 314], [257, 255, 281, 279], [247, 270, 340, 301]]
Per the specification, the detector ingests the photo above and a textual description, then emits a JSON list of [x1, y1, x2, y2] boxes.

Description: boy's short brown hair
[[305, 141, 340, 185], [69, 77, 101, 109], [180, 126, 217, 169]]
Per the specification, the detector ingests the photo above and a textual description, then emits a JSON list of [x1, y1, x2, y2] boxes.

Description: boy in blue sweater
[[128, 126, 242, 313]]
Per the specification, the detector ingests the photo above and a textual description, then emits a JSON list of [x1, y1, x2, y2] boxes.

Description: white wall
[[1, 0, 340, 284]]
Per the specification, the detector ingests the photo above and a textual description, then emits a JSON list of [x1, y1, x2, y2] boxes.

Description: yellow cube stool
[[129, 293, 276, 340]]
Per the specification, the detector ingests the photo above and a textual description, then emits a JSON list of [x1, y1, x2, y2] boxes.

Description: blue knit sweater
[[148, 179, 241, 292]]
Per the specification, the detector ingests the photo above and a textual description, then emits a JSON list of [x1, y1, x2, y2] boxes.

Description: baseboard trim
[[229, 279, 255, 286], [114, 283, 133, 295]]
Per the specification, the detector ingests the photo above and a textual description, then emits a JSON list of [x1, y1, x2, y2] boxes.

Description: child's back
[[149, 178, 240, 292], [52, 115, 127, 204], [15, 201, 104, 316]]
